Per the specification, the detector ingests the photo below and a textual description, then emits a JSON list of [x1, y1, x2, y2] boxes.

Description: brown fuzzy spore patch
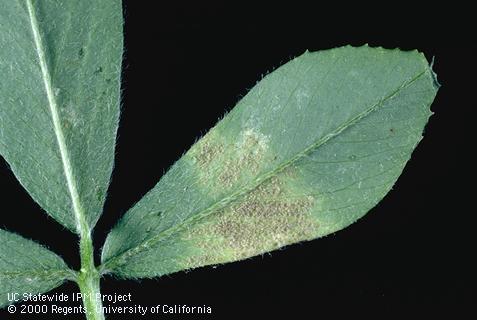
[[217, 129, 270, 188], [180, 173, 319, 267], [191, 131, 225, 167], [189, 128, 271, 192]]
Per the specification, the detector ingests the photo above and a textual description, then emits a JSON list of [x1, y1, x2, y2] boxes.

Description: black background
[[1, 2, 475, 319]]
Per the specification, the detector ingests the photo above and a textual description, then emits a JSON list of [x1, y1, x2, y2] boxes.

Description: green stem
[[26, 1, 106, 318], [77, 234, 104, 320]]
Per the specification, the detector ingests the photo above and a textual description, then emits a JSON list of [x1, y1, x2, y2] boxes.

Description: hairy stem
[[26, 2, 106, 318], [78, 234, 104, 320]]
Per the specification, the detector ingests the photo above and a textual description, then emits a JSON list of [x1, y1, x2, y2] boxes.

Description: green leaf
[[0, 0, 123, 232], [0, 229, 74, 308], [101, 45, 439, 278]]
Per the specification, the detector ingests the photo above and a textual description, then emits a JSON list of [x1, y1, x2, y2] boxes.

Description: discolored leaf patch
[[189, 127, 272, 191], [179, 172, 319, 267]]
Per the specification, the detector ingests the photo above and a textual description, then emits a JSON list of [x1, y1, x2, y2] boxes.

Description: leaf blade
[[0, 0, 123, 232], [0, 229, 73, 308], [101, 46, 438, 278]]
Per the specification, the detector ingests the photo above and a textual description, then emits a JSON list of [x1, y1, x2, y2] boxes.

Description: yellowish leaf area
[[178, 127, 320, 267]]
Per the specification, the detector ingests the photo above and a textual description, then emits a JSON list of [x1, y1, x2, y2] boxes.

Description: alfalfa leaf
[[0, 229, 74, 307], [101, 45, 438, 278], [0, 0, 123, 232]]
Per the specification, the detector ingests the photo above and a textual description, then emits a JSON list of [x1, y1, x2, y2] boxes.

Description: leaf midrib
[[101, 67, 429, 273], [26, 0, 87, 235]]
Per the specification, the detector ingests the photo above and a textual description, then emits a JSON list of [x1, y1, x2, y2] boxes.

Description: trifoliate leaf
[[101, 45, 439, 278], [0, 0, 123, 232]]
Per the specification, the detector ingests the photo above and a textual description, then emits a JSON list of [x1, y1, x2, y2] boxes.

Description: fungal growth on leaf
[[0, 1, 438, 319]]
